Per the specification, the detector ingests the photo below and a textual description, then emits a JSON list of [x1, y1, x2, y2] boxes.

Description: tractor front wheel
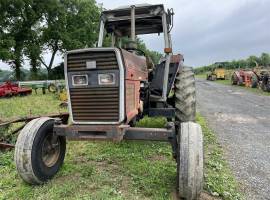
[[177, 122, 203, 200], [15, 117, 66, 185]]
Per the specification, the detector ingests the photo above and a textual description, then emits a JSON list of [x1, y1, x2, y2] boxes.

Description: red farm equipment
[[231, 69, 259, 88], [14, 4, 203, 199], [0, 81, 32, 97], [258, 69, 270, 92]]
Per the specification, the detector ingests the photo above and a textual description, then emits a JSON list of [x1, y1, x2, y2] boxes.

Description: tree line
[[194, 52, 270, 74], [0, 0, 163, 81], [0, 0, 101, 80]]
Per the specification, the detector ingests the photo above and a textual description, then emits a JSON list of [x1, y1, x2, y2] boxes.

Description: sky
[[1, 0, 270, 70]]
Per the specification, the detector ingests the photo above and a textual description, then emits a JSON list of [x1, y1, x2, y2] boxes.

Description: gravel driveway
[[196, 79, 270, 200]]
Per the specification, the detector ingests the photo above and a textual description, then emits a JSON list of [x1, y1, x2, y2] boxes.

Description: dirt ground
[[196, 79, 270, 200]]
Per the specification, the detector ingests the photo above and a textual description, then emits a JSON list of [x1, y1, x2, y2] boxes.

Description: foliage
[[0, 93, 176, 199], [0, 0, 100, 80], [50, 62, 64, 80], [195, 52, 270, 74], [113, 36, 163, 65], [0, 69, 13, 82], [196, 113, 243, 199], [136, 116, 167, 128], [0, 0, 48, 80], [137, 38, 163, 65], [0, 91, 243, 199], [39, 0, 100, 77]]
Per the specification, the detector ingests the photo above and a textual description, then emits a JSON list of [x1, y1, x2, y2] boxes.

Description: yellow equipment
[[207, 68, 226, 81], [59, 89, 67, 102]]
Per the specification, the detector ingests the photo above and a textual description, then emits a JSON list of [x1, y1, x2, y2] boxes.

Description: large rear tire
[[231, 75, 237, 85], [251, 75, 258, 88], [177, 122, 203, 200], [15, 117, 66, 185], [237, 77, 243, 86], [175, 67, 196, 122]]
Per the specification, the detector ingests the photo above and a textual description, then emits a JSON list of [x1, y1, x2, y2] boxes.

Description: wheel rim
[[42, 134, 60, 167]]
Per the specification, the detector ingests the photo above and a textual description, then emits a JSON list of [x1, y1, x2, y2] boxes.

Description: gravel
[[196, 79, 270, 200]]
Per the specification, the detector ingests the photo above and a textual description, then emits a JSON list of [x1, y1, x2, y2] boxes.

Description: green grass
[[0, 90, 66, 120], [197, 113, 243, 199], [195, 73, 207, 79], [0, 92, 242, 199], [0, 90, 66, 144]]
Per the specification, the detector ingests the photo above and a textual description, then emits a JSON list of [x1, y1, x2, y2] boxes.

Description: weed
[[197, 113, 243, 199], [0, 91, 243, 199]]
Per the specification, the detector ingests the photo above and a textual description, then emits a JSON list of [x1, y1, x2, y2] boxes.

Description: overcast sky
[[1, 0, 269, 70]]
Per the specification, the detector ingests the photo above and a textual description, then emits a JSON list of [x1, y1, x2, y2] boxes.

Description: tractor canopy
[[101, 4, 172, 36]]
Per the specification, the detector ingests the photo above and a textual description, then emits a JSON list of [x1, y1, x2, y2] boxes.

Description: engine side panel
[[121, 49, 148, 123]]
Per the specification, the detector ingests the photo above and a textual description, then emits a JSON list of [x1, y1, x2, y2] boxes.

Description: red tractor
[[15, 4, 203, 199], [231, 69, 259, 88], [0, 81, 32, 97]]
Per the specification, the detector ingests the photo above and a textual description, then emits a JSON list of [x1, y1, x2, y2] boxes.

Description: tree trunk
[[30, 55, 39, 80], [14, 44, 23, 81], [47, 67, 53, 79], [39, 43, 58, 80]]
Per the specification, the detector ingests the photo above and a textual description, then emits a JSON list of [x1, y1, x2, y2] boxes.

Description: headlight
[[72, 75, 88, 86], [98, 73, 115, 85]]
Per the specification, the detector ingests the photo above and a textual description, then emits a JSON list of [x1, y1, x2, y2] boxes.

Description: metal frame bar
[[161, 12, 171, 101], [98, 20, 105, 47], [54, 123, 175, 142], [130, 5, 136, 42], [64, 48, 125, 125], [123, 127, 173, 141]]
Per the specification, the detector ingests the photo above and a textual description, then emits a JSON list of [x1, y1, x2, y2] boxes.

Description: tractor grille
[[67, 51, 118, 71], [67, 50, 120, 123], [69, 87, 119, 122]]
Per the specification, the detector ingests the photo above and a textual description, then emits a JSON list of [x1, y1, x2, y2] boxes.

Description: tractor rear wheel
[[261, 76, 270, 92], [211, 75, 217, 81], [237, 77, 243, 86], [251, 76, 258, 88], [48, 83, 57, 93], [177, 122, 203, 199], [231, 75, 237, 85], [15, 117, 66, 185], [175, 67, 196, 122]]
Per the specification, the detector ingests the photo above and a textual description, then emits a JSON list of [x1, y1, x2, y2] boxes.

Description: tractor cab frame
[[15, 4, 203, 199], [98, 4, 174, 101]]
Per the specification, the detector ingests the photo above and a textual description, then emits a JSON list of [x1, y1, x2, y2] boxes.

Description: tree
[[260, 53, 270, 66], [136, 38, 162, 65], [0, 0, 47, 80], [39, 0, 100, 77], [0, 0, 100, 80], [247, 55, 259, 67]]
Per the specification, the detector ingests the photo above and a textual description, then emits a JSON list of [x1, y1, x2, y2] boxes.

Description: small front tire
[[15, 117, 66, 185], [177, 122, 203, 200]]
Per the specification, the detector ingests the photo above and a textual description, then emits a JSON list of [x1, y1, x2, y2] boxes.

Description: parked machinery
[[14, 4, 203, 200], [206, 62, 228, 81], [0, 81, 32, 97], [257, 69, 270, 92], [231, 69, 259, 88], [206, 68, 226, 81]]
